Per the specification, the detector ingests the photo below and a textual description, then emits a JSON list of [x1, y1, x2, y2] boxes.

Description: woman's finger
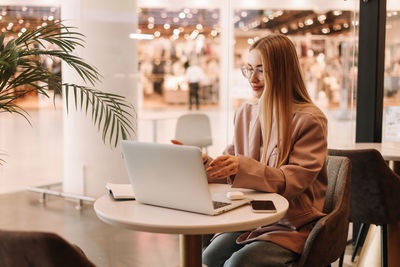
[[209, 155, 230, 166], [202, 153, 208, 163], [171, 139, 184, 145], [206, 159, 232, 172], [208, 165, 237, 179]]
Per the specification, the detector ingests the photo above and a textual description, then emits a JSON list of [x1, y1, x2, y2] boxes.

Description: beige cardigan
[[208, 102, 328, 254]]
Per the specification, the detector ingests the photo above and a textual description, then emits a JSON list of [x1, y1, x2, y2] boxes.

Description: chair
[[175, 113, 212, 153], [328, 149, 400, 267], [294, 155, 352, 267], [202, 156, 352, 267], [0, 230, 95, 267]]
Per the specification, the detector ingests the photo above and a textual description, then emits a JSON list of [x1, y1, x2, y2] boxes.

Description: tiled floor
[[0, 100, 358, 266]]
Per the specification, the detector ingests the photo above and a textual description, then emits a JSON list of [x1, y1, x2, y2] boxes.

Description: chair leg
[[352, 223, 369, 262], [381, 225, 388, 267], [338, 250, 344, 267]]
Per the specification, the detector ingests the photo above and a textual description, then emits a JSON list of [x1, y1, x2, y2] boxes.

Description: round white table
[[94, 184, 289, 267]]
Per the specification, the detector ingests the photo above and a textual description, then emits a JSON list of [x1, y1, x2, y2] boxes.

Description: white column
[[61, 0, 138, 197], [219, 0, 234, 145]]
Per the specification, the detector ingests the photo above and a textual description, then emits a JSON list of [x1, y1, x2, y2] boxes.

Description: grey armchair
[[294, 155, 352, 267], [328, 148, 400, 267]]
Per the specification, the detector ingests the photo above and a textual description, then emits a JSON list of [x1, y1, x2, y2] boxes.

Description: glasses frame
[[241, 66, 265, 80]]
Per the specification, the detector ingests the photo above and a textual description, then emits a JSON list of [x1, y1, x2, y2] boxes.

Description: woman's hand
[[170, 139, 208, 163], [206, 155, 239, 179]]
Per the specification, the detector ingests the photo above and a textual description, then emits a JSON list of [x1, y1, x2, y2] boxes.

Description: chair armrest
[[296, 206, 349, 267]]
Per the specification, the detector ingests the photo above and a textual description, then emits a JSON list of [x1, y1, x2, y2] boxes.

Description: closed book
[[105, 183, 135, 200]]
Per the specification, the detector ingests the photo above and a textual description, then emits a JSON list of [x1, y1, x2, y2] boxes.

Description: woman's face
[[246, 49, 266, 99]]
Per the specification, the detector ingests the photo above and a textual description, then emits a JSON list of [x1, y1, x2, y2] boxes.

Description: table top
[[94, 184, 289, 235], [328, 142, 400, 161]]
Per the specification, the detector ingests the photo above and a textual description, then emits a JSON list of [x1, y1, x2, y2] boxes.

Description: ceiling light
[[298, 22, 304, 28], [333, 10, 342, 16], [305, 19, 314, 26], [263, 17, 269, 23], [187, 13, 193, 19], [22, 6, 28, 12], [173, 17, 179, 23], [318, 15, 326, 23], [173, 29, 180, 35], [211, 29, 218, 37], [247, 38, 254, 45], [333, 24, 342, 31], [154, 31, 161, 37], [179, 12, 185, 19], [50, 7, 56, 12], [196, 24, 203, 30], [161, 12, 167, 18], [148, 17, 154, 23], [280, 27, 288, 34], [241, 11, 248, 18], [18, 19, 24, 24], [212, 13, 218, 19], [48, 16, 54, 21], [322, 28, 330, 34], [192, 9, 198, 14], [129, 33, 154, 40], [183, 8, 190, 14], [343, 23, 349, 28], [147, 24, 154, 29], [164, 24, 170, 30]]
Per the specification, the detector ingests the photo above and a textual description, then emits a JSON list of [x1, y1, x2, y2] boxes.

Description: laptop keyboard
[[213, 201, 231, 209]]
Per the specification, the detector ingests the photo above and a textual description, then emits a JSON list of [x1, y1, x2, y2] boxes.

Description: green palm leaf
[[0, 22, 136, 160]]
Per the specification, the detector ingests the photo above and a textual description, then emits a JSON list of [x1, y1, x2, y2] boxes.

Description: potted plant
[[0, 22, 135, 164]]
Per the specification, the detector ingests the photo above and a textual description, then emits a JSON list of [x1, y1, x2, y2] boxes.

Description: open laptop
[[120, 141, 251, 215]]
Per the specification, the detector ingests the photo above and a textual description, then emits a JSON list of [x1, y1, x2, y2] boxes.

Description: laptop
[[120, 141, 251, 215]]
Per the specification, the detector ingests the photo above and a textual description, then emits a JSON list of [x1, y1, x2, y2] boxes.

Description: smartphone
[[250, 200, 277, 213]]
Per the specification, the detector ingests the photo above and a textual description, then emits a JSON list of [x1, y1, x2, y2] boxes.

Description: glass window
[[229, 1, 359, 147], [384, 1, 400, 142]]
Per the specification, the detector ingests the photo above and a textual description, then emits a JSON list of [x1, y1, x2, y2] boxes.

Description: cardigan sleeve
[[231, 113, 327, 200]]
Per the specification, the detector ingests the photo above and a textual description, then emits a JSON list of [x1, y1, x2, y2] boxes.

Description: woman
[[202, 34, 328, 267]]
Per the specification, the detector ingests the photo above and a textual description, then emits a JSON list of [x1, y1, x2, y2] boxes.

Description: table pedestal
[[180, 234, 202, 267]]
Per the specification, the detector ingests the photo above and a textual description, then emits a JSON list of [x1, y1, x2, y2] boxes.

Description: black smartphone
[[250, 200, 277, 213]]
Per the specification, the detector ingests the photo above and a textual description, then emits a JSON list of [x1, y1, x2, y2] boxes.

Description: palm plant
[[0, 22, 135, 164]]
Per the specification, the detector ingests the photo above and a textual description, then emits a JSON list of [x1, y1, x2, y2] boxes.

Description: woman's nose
[[249, 71, 258, 82]]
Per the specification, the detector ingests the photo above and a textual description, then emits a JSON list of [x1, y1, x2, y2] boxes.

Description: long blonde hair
[[250, 34, 313, 167]]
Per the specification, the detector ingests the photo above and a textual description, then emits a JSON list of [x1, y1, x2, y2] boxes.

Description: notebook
[[120, 141, 251, 215], [106, 183, 135, 200]]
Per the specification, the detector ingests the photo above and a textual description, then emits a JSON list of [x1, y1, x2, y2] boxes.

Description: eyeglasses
[[241, 66, 264, 80]]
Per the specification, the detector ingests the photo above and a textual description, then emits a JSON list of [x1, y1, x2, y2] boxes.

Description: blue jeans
[[202, 232, 299, 267]]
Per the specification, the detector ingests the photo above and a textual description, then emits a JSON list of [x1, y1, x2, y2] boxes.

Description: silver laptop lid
[[120, 141, 214, 214]]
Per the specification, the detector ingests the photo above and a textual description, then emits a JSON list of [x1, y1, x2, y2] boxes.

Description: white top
[[185, 65, 205, 83], [94, 184, 289, 235], [329, 142, 400, 161]]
